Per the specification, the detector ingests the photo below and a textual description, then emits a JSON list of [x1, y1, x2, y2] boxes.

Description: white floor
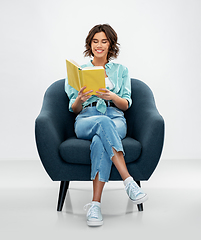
[[0, 159, 200, 240]]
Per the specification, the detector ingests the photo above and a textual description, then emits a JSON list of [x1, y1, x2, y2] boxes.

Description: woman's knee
[[96, 116, 116, 128], [90, 135, 102, 150]]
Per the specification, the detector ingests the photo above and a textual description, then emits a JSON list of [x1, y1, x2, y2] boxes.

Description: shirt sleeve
[[121, 66, 132, 108], [64, 77, 78, 112]]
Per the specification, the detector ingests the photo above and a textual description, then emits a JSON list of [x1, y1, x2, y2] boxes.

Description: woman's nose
[[97, 41, 102, 47]]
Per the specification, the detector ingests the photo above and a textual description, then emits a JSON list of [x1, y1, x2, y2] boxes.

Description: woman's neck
[[92, 57, 108, 68]]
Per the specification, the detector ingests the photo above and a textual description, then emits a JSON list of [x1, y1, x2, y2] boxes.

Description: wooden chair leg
[[136, 180, 144, 212], [57, 181, 69, 211]]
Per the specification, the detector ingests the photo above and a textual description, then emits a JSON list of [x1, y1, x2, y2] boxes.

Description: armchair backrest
[[125, 79, 158, 137], [40, 79, 75, 139]]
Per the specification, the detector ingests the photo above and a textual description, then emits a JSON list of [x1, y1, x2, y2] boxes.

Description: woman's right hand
[[78, 86, 93, 104], [72, 87, 93, 114]]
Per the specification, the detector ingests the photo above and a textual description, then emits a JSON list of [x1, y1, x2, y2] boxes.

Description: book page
[[66, 60, 81, 91], [69, 59, 81, 69], [83, 66, 104, 70]]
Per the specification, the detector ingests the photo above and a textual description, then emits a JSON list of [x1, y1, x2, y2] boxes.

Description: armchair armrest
[[125, 79, 165, 180], [35, 80, 76, 180], [134, 110, 164, 180], [35, 112, 64, 178]]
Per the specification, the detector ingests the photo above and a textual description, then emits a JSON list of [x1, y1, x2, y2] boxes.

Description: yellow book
[[66, 59, 106, 95]]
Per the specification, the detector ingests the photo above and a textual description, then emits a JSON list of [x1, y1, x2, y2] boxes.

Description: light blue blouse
[[65, 60, 132, 114]]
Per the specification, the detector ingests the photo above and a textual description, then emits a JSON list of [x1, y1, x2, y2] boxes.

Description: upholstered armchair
[[35, 78, 164, 212]]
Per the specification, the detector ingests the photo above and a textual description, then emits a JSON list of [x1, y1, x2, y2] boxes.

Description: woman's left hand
[[96, 88, 116, 101], [96, 88, 129, 111]]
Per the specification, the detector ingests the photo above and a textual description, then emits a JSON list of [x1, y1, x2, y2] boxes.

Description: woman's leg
[[90, 135, 113, 182], [75, 110, 123, 205], [111, 148, 130, 181], [75, 114, 124, 158], [110, 112, 131, 180], [92, 173, 105, 202], [90, 135, 112, 202], [109, 115, 148, 204], [76, 108, 130, 183]]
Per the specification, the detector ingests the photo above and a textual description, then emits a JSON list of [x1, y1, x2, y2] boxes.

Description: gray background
[[1, 0, 200, 161], [0, 1, 200, 239]]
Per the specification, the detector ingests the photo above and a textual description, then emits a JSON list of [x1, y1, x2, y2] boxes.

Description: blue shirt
[[65, 60, 132, 114]]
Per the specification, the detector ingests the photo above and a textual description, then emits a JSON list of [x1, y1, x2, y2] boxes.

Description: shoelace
[[83, 203, 92, 211], [84, 203, 99, 219], [125, 181, 141, 197]]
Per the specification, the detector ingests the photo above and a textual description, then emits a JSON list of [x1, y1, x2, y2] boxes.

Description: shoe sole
[[130, 194, 148, 204], [87, 220, 103, 227]]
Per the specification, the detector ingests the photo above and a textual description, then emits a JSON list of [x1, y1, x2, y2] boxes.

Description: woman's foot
[[124, 179, 148, 204], [84, 201, 103, 227]]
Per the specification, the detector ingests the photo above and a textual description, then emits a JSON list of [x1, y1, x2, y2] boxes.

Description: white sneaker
[[84, 202, 103, 227], [125, 180, 148, 204]]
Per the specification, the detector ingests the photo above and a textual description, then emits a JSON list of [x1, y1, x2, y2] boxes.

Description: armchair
[[35, 78, 164, 212]]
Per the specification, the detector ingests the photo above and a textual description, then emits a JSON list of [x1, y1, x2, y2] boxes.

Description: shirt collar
[[105, 61, 113, 69], [89, 60, 113, 69]]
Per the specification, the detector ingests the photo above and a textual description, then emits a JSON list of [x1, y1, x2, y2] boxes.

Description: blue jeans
[[75, 106, 127, 182]]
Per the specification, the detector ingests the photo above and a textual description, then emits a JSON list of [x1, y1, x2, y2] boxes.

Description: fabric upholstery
[[59, 136, 141, 165], [35, 78, 164, 182]]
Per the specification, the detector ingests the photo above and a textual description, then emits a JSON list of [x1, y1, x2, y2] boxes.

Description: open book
[[66, 59, 106, 95]]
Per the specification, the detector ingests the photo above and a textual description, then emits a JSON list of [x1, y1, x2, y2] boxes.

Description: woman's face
[[91, 31, 110, 60]]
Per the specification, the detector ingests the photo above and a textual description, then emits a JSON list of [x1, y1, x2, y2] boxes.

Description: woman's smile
[[95, 49, 104, 53]]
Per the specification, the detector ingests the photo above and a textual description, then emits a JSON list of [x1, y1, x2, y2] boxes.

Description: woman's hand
[[96, 88, 129, 111], [72, 87, 93, 114], [96, 88, 115, 101], [78, 86, 93, 103]]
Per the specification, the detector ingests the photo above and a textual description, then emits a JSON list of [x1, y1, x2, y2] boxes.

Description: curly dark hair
[[83, 24, 120, 61]]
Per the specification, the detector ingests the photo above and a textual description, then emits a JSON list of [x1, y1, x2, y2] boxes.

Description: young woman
[[65, 24, 148, 227]]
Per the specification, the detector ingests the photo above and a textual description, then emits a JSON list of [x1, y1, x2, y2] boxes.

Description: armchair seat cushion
[[59, 136, 142, 165]]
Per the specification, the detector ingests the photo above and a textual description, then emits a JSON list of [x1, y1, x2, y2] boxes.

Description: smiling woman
[[83, 24, 120, 61], [65, 23, 148, 227]]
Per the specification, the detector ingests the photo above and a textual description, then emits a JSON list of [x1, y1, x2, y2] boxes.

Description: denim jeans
[[75, 106, 127, 182]]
